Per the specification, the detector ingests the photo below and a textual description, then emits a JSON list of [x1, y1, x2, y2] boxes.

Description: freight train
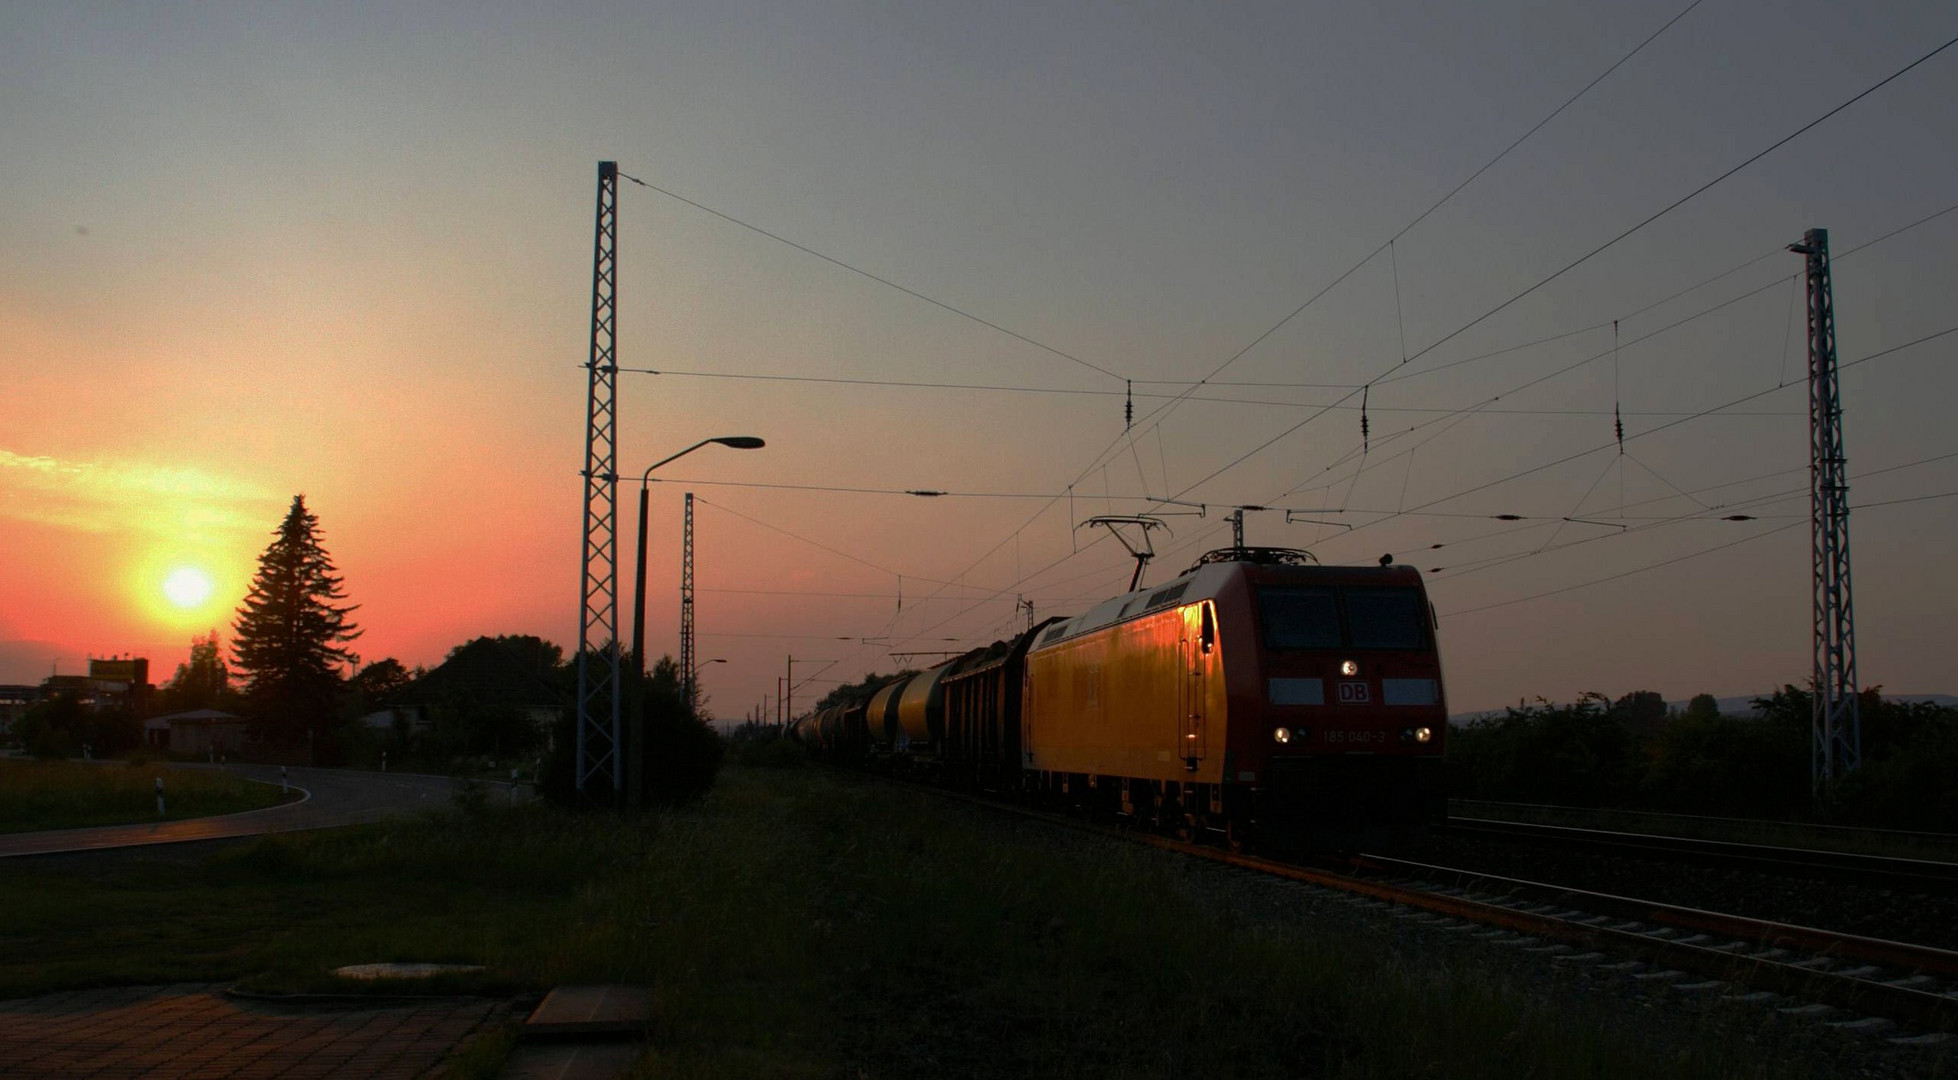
[[790, 546, 1448, 847]]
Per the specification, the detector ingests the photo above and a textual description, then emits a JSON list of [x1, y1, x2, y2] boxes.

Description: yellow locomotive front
[[1020, 549, 1447, 847]]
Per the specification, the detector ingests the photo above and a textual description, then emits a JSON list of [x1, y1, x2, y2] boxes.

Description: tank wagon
[[792, 547, 1448, 846]]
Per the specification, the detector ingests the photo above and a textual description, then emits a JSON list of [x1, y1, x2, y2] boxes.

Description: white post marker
[[155, 777, 165, 817]]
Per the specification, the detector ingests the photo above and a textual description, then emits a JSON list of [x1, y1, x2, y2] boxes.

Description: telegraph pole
[[680, 492, 696, 711], [576, 161, 622, 803], [1792, 227, 1859, 797]]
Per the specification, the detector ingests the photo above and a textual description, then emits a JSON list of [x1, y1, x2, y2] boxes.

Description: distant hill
[[1450, 692, 1955, 725]]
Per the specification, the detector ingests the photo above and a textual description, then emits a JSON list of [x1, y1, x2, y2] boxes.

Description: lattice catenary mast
[[576, 161, 622, 801], [680, 491, 696, 709], [1792, 227, 1859, 796]]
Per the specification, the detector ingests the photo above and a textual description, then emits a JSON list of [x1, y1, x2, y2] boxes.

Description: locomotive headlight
[[1414, 726, 1433, 743], [1340, 659, 1359, 676], [1273, 727, 1292, 745]]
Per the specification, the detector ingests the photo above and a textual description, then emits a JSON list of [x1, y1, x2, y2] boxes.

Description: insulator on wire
[[1125, 380, 1133, 431], [1612, 319, 1623, 452], [1361, 385, 1371, 452]]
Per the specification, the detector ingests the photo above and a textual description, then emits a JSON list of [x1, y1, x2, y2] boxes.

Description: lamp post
[[686, 657, 726, 713], [630, 437, 764, 673]]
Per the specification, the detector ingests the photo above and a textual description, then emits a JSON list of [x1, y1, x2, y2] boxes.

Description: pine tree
[[232, 495, 361, 745]]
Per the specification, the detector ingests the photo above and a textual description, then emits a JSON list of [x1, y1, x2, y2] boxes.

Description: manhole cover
[[333, 963, 486, 980]]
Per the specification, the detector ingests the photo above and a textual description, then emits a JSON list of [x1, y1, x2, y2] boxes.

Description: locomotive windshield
[[1343, 588, 1428, 649], [1258, 585, 1428, 650], [1258, 587, 1341, 648]]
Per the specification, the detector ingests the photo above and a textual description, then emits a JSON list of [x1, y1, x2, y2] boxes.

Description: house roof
[[389, 638, 569, 711], [148, 709, 247, 726]]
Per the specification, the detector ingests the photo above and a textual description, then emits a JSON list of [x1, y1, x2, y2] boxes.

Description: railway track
[[853, 769, 1958, 1039], [1442, 815, 1958, 895], [1148, 837, 1958, 1036]]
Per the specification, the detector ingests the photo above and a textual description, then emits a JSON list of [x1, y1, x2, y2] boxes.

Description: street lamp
[[631, 437, 764, 673], [686, 657, 726, 711]]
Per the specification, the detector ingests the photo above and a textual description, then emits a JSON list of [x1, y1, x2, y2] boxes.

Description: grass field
[[0, 764, 1839, 1079], [0, 758, 290, 833]]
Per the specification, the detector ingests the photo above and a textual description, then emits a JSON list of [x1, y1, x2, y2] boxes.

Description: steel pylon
[[1794, 227, 1859, 796], [577, 161, 622, 801], [681, 491, 696, 711]]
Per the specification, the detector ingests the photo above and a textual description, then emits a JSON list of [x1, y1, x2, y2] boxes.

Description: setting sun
[[162, 567, 214, 610]]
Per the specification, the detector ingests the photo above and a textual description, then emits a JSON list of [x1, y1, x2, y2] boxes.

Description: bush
[[451, 776, 491, 815], [12, 695, 140, 759], [1448, 694, 1639, 807], [1447, 685, 1958, 828], [1639, 708, 1807, 817], [538, 654, 722, 810], [1831, 698, 1958, 829]]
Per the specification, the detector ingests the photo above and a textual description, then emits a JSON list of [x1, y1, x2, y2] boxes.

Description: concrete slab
[[523, 986, 652, 1039], [499, 1042, 644, 1079], [0, 982, 506, 1079]]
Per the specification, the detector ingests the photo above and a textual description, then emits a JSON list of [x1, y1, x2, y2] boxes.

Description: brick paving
[[0, 983, 510, 1079]]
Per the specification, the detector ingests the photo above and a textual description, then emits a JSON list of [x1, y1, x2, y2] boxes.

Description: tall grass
[[0, 767, 1859, 1078], [0, 759, 287, 833], [616, 772, 1793, 1080]]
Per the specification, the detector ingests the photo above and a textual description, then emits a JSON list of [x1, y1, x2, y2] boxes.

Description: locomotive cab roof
[[1184, 546, 1318, 573], [1031, 549, 1424, 652]]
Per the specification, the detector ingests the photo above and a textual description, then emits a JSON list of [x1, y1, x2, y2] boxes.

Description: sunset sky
[[4, 1, 1955, 718]]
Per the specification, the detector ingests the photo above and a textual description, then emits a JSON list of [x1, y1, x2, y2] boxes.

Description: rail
[[1443, 816, 1958, 895]]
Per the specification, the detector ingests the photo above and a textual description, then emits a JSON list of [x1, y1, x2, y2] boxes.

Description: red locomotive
[[792, 547, 1448, 846]]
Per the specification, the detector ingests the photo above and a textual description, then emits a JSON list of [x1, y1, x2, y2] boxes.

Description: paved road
[[0, 983, 509, 1079], [0, 766, 497, 858]]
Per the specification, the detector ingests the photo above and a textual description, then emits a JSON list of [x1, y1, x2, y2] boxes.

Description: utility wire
[[661, 477, 1056, 499], [1856, 489, 1958, 510], [1351, 323, 1958, 534], [1284, 198, 1958, 524], [1110, 0, 1708, 446], [615, 171, 1124, 382], [1441, 520, 1806, 617], [780, 201, 1958, 643], [656, 36, 1953, 657], [694, 496, 915, 581], [1402, 32, 1958, 368]]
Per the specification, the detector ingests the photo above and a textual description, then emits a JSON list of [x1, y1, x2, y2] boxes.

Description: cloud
[[0, 448, 278, 537]]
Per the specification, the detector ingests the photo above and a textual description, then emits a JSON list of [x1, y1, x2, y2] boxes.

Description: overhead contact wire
[[616, 172, 1125, 382]]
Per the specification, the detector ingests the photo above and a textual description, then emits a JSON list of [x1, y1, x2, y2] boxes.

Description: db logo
[[1338, 681, 1371, 704]]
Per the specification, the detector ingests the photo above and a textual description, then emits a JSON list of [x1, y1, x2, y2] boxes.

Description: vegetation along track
[[856, 768, 1958, 1040], [1443, 816, 1958, 895]]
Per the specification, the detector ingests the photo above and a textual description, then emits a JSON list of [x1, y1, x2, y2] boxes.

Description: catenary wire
[[615, 172, 1124, 383], [1400, 32, 1958, 369]]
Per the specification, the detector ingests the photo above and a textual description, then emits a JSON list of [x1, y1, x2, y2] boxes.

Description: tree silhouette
[[348, 657, 413, 701], [160, 631, 233, 712], [232, 495, 361, 747]]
